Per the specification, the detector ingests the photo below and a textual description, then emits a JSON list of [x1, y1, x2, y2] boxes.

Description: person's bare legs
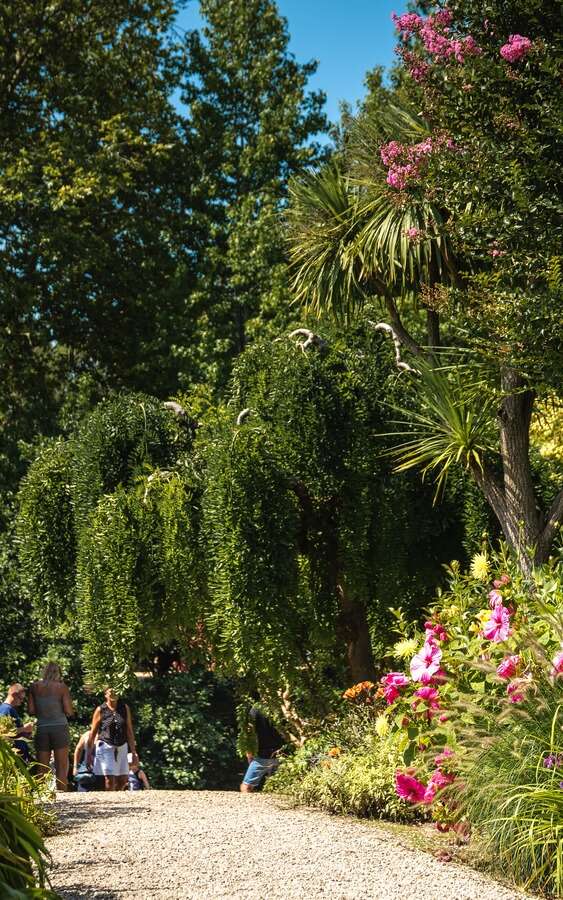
[[36, 750, 51, 781], [116, 775, 128, 791], [240, 782, 254, 793], [53, 746, 69, 791], [105, 775, 117, 791]]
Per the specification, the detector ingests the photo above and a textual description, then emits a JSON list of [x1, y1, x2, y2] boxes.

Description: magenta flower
[[425, 621, 448, 642], [507, 680, 525, 703], [551, 651, 563, 677], [410, 639, 442, 683], [497, 655, 520, 680], [413, 686, 440, 710], [500, 34, 532, 63], [423, 768, 455, 803], [382, 672, 410, 704], [395, 772, 427, 803], [488, 589, 503, 608], [434, 747, 454, 767], [406, 226, 421, 240], [482, 603, 511, 642]]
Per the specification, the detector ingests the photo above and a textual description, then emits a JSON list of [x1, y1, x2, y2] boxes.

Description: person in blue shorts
[[240, 705, 284, 793]]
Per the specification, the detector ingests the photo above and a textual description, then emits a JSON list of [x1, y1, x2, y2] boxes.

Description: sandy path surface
[[46, 791, 527, 900]]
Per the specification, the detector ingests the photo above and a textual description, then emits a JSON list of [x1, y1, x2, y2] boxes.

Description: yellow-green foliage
[[267, 732, 418, 822]]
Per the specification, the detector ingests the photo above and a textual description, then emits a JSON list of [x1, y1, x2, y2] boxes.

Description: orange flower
[[327, 747, 342, 758]]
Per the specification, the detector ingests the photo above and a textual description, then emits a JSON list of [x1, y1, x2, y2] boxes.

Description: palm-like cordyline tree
[[286, 102, 562, 575]]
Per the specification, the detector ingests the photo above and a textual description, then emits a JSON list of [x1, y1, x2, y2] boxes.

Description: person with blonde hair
[[28, 661, 74, 790]]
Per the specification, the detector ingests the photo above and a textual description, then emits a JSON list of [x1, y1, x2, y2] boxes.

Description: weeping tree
[[202, 326, 465, 703], [17, 334, 465, 704], [17, 394, 205, 689], [286, 2, 562, 574]]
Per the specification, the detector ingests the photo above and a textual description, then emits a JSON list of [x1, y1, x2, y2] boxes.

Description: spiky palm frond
[[286, 103, 459, 323], [383, 358, 497, 498], [286, 162, 366, 321]]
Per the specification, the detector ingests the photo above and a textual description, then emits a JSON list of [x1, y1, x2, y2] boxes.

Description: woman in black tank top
[[87, 688, 139, 791]]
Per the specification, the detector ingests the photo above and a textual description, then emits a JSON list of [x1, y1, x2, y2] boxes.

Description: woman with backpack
[[87, 687, 138, 791]]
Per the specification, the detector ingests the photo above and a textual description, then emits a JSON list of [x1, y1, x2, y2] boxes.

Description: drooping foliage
[[17, 394, 204, 689], [202, 327, 466, 710]]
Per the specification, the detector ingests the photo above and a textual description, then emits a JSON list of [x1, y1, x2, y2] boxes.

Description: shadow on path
[[55, 800, 151, 833]]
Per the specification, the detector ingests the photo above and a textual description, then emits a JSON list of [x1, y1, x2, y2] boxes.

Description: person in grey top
[[28, 661, 74, 790]]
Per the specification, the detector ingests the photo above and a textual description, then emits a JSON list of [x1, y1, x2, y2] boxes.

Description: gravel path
[[47, 791, 528, 900]]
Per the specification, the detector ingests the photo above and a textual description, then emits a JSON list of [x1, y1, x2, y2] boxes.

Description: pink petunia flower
[[551, 651, 563, 677], [497, 655, 520, 680], [482, 603, 511, 642], [382, 672, 410, 704], [412, 686, 440, 711], [500, 34, 532, 63], [395, 772, 427, 803], [410, 639, 443, 683], [488, 589, 503, 607]]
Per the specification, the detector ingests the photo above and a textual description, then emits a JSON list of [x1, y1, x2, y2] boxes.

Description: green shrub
[[0, 737, 58, 898], [132, 668, 238, 789], [267, 724, 418, 822]]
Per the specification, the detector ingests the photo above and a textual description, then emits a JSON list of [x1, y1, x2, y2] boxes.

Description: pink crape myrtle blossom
[[410, 638, 442, 683], [392, 9, 481, 65], [551, 650, 563, 677], [395, 772, 427, 803], [382, 672, 410, 704], [381, 133, 456, 191], [497, 655, 520, 680], [482, 602, 511, 642], [500, 34, 532, 63]]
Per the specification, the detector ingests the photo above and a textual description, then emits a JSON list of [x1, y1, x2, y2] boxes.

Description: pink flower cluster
[[410, 631, 443, 684], [396, 747, 456, 805], [392, 10, 481, 65], [482, 595, 511, 642], [382, 672, 410, 704], [380, 135, 455, 190], [496, 655, 520, 679], [500, 34, 532, 63]]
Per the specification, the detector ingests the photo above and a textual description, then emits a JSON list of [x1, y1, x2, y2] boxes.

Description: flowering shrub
[[380, 134, 455, 190], [499, 34, 532, 63]]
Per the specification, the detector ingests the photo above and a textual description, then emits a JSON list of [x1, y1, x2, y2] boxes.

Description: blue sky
[[175, 1, 408, 123]]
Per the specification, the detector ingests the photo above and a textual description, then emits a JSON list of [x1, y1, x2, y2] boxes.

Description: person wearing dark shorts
[[240, 706, 285, 793], [28, 662, 74, 791]]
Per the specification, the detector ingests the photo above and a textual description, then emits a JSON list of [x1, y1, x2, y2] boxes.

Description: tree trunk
[[471, 367, 563, 574], [336, 584, 376, 683]]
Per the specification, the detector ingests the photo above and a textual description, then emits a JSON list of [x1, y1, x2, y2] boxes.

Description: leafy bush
[[266, 704, 419, 822], [131, 668, 238, 789]]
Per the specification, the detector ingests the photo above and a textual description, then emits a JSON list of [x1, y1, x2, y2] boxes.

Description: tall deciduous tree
[[179, 0, 328, 390]]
